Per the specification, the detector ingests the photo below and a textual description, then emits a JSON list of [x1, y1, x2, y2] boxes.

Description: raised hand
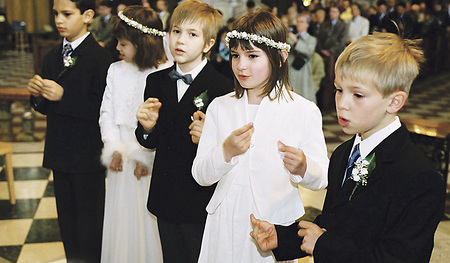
[[222, 123, 254, 162], [250, 214, 278, 252], [136, 98, 162, 131], [189, 111, 206, 144], [278, 141, 307, 177], [109, 151, 123, 172]]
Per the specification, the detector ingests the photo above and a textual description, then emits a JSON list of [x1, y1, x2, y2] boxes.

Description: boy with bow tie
[[135, 1, 232, 262]]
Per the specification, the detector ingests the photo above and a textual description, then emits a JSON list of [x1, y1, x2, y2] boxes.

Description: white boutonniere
[[193, 90, 209, 111], [63, 55, 77, 68], [349, 153, 376, 201], [58, 56, 77, 80]]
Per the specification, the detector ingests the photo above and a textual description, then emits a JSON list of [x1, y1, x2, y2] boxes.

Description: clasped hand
[[250, 214, 326, 256], [27, 74, 64, 101]]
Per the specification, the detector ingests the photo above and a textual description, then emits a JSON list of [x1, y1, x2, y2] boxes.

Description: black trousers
[[157, 217, 205, 263], [53, 170, 105, 263]]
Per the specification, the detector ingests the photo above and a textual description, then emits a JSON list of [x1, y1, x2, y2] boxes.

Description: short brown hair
[[169, 0, 222, 55], [228, 10, 291, 100], [335, 32, 424, 97], [111, 5, 167, 70]]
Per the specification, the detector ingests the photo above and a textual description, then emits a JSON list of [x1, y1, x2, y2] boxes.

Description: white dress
[[192, 89, 329, 263], [99, 60, 171, 263]]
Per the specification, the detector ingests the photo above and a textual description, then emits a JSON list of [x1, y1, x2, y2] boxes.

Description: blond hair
[[335, 33, 424, 97], [170, 0, 222, 55]]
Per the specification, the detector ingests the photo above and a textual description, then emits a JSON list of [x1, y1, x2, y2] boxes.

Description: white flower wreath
[[225, 30, 291, 52], [118, 11, 166, 37]]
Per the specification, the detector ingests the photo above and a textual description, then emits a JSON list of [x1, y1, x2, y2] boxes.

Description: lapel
[[328, 139, 355, 206], [160, 65, 179, 108], [330, 125, 409, 207], [56, 34, 97, 81], [176, 62, 215, 113]]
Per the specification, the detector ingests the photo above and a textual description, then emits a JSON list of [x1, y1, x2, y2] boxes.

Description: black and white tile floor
[[0, 51, 449, 262]]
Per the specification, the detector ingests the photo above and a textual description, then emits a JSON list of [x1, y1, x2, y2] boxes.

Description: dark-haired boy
[[26, 0, 112, 261]]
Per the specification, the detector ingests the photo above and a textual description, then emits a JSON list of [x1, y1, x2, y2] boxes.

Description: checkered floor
[[0, 51, 449, 262]]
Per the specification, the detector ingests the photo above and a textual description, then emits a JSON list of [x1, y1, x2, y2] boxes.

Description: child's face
[[230, 42, 271, 95], [53, 0, 91, 42], [116, 38, 136, 64], [169, 21, 214, 72], [334, 76, 395, 140]]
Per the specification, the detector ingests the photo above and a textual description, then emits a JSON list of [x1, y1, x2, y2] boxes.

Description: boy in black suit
[[250, 33, 445, 263], [26, 0, 112, 262], [135, 1, 232, 262]]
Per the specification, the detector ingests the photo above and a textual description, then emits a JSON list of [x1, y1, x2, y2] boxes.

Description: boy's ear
[[83, 9, 95, 24], [202, 38, 216, 54], [386, 91, 407, 114]]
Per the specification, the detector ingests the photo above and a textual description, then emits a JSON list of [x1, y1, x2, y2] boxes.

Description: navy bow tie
[[168, 69, 193, 85]]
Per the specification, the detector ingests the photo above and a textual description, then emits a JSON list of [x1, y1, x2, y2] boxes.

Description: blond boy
[[250, 33, 444, 263]]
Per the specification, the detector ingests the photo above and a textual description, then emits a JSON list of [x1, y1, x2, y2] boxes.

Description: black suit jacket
[[316, 19, 347, 56], [274, 124, 445, 263], [31, 34, 113, 173], [135, 62, 232, 224]]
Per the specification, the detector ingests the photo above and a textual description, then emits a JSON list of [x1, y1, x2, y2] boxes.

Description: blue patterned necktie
[[342, 144, 361, 187], [62, 43, 73, 60], [168, 69, 193, 85]]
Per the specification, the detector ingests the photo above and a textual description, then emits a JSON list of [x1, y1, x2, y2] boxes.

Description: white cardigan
[[99, 60, 172, 167], [192, 88, 329, 224]]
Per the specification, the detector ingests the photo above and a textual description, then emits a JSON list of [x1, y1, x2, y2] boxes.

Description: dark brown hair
[[228, 10, 292, 100], [111, 5, 167, 70]]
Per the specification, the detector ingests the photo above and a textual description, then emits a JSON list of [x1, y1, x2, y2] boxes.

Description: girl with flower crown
[[98, 6, 172, 262], [192, 10, 329, 262]]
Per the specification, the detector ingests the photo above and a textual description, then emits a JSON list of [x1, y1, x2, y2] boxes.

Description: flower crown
[[225, 30, 291, 52], [118, 11, 166, 37]]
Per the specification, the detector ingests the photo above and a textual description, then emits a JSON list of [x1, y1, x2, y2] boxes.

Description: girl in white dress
[[192, 10, 329, 263], [99, 6, 171, 262]]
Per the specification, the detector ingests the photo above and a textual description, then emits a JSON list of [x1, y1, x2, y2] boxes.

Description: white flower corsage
[[63, 55, 77, 68], [349, 153, 376, 201], [193, 90, 208, 111]]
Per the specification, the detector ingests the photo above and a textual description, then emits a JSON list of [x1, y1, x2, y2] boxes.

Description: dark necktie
[[62, 43, 73, 60], [342, 144, 361, 187], [168, 69, 193, 85]]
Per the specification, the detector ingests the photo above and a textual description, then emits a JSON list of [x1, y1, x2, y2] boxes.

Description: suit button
[[167, 146, 171, 150]]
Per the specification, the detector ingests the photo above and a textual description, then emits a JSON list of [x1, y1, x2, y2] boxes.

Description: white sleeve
[[192, 99, 237, 186], [290, 102, 329, 190]]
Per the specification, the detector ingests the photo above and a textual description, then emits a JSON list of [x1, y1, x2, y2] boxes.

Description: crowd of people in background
[[82, 0, 450, 111]]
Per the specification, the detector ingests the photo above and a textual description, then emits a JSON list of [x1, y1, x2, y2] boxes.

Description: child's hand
[[222, 123, 254, 162], [278, 141, 307, 177], [27, 75, 44, 97], [297, 221, 326, 255], [109, 151, 123, 172], [189, 111, 205, 144], [250, 214, 278, 252], [41, 79, 64, 101], [136, 98, 162, 131], [134, 162, 149, 180]]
